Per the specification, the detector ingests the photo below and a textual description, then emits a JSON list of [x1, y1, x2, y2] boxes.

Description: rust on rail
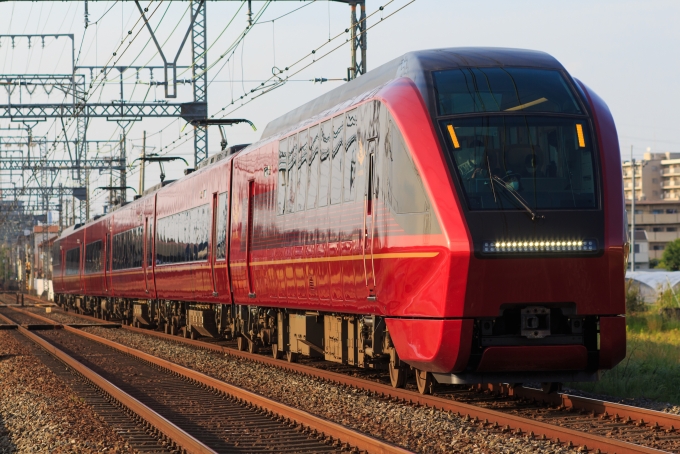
[[11, 322, 217, 454], [27, 306, 674, 454], [11, 306, 410, 454]]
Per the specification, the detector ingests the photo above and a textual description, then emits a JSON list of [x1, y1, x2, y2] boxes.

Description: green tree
[[660, 239, 680, 271]]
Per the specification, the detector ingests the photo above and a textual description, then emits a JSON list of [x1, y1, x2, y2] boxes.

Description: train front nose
[[455, 247, 626, 382]]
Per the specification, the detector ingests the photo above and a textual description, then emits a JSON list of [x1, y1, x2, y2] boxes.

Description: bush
[[625, 280, 645, 313], [660, 238, 680, 271], [656, 284, 680, 310]]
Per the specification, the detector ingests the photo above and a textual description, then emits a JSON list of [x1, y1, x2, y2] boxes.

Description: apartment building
[[623, 152, 680, 263]]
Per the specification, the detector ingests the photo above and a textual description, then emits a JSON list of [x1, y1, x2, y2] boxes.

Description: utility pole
[[85, 169, 90, 220], [58, 185, 63, 231], [120, 132, 127, 204], [139, 131, 146, 195], [631, 145, 635, 272], [192, 0, 209, 167]]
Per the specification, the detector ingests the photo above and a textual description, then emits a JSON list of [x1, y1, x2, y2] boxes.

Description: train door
[[145, 197, 156, 298], [246, 180, 255, 298], [210, 192, 218, 296], [104, 231, 110, 294], [143, 217, 150, 294], [79, 239, 84, 294], [363, 139, 377, 299]]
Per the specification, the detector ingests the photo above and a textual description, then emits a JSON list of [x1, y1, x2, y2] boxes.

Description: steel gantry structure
[[0, 0, 367, 239]]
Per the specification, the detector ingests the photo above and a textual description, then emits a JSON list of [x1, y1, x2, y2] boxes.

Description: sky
[[0, 0, 678, 217]]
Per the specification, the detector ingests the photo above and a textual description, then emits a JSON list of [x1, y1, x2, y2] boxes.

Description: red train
[[53, 48, 627, 394]]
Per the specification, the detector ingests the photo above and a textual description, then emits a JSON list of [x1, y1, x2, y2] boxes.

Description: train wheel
[[272, 344, 281, 359], [389, 362, 407, 389], [286, 351, 298, 363], [237, 336, 247, 351], [415, 369, 434, 395], [248, 340, 258, 354], [190, 330, 199, 340]]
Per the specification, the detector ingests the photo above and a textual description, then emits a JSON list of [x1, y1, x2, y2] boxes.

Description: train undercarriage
[[54, 294, 427, 392]]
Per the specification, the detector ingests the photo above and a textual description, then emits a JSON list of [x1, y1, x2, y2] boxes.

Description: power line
[[156, 0, 414, 159]]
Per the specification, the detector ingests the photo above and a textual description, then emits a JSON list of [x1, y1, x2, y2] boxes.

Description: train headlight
[[481, 239, 598, 254]]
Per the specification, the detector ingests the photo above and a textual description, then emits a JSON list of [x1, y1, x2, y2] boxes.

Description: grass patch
[[569, 307, 680, 405]]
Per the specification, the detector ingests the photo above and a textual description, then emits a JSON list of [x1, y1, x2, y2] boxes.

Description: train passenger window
[[344, 109, 358, 203], [183, 211, 191, 262], [112, 226, 144, 270], [331, 115, 344, 205], [155, 205, 210, 264], [134, 226, 143, 268], [386, 113, 429, 213], [85, 240, 102, 274], [52, 242, 61, 267], [277, 138, 287, 215], [296, 129, 309, 212], [65, 247, 80, 275], [307, 125, 320, 210], [318, 120, 331, 207], [216, 192, 228, 259], [286, 134, 298, 214], [147, 219, 153, 267], [195, 205, 209, 261]]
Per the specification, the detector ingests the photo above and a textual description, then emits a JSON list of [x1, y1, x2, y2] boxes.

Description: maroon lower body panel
[[476, 345, 588, 372], [385, 318, 473, 373], [598, 316, 626, 368]]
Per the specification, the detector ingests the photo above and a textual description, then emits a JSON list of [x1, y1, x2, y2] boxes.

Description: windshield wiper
[[490, 175, 544, 221]]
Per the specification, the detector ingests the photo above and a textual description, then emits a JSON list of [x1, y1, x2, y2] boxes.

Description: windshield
[[433, 68, 582, 115], [442, 116, 598, 211]]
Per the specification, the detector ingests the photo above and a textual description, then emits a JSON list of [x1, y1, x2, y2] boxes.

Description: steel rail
[[34, 305, 677, 454], [0, 310, 216, 454], [10, 307, 411, 454]]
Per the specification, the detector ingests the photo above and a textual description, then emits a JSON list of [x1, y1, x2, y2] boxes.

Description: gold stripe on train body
[[58, 253, 438, 276], [229, 251, 440, 267]]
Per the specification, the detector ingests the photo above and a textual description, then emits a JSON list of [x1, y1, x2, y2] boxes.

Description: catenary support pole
[[631, 145, 635, 272]]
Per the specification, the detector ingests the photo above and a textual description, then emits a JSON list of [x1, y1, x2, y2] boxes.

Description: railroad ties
[[6, 296, 680, 454], [0, 298, 409, 454]]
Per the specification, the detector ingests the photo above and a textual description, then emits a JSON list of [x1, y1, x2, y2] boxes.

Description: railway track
[[0, 303, 410, 454], [19, 301, 680, 454]]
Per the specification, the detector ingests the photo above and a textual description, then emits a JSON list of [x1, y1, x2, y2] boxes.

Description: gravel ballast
[[82, 326, 577, 453], [0, 331, 133, 453], [31, 306, 680, 418]]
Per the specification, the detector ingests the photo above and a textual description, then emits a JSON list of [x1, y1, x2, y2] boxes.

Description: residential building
[[32, 225, 59, 279], [623, 152, 680, 263], [622, 152, 680, 202], [629, 230, 649, 270]]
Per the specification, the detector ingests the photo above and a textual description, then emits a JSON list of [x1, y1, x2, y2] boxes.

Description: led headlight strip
[[482, 239, 597, 253]]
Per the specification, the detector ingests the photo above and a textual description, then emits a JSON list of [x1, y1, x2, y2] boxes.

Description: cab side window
[[385, 113, 430, 213]]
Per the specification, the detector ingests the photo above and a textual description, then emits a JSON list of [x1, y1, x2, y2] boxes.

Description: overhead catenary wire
[[43, 0, 165, 160], [155, 0, 415, 160], [25, 1, 164, 210], [126, 1, 261, 145]]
